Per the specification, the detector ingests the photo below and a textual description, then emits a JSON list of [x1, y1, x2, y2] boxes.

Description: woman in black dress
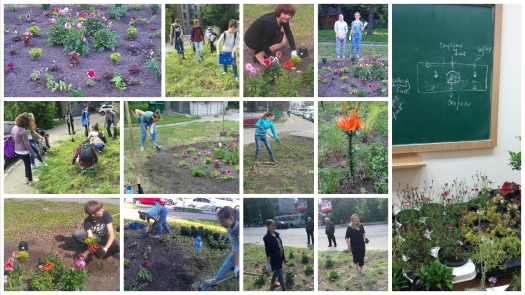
[[263, 219, 287, 291], [345, 214, 368, 274]]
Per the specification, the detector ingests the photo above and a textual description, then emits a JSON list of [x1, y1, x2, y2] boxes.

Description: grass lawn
[[122, 103, 201, 127], [31, 132, 120, 194], [123, 120, 239, 193], [124, 216, 239, 291], [165, 44, 240, 97], [318, 44, 388, 61], [318, 28, 388, 43], [318, 249, 388, 291], [243, 244, 314, 291], [4, 199, 120, 242]]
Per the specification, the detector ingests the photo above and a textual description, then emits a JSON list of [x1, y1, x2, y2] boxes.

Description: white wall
[[392, 4, 522, 203]]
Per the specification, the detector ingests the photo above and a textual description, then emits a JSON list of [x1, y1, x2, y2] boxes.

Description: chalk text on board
[[476, 45, 492, 56], [392, 95, 404, 120], [393, 77, 411, 94], [447, 95, 471, 111], [439, 42, 463, 50]]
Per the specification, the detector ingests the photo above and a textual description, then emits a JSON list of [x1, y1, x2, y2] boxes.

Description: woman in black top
[[345, 214, 368, 274], [263, 219, 287, 291], [244, 4, 297, 64]]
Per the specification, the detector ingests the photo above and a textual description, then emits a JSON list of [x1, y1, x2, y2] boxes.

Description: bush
[[91, 28, 119, 52], [328, 269, 340, 281], [150, 4, 160, 15], [29, 47, 42, 60], [190, 165, 207, 177], [143, 59, 162, 80], [300, 253, 309, 264], [304, 264, 314, 276], [105, 5, 129, 20], [28, 25, 40, 36], [284, 269, 296, 283], [324, 256, 334, 268]]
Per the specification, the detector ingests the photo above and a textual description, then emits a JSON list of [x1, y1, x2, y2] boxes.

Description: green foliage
[[508, 136, 521, 170], [244, 75, 272, 97], [214, 146, 239, 165], [304, 264, 314, 276], [321, 57, 327, 64], [4, 101, 58, 129], [190, 165, 208, 177], [127, 27, 137, 38], [254, 272, 267, 285], [56, 268, 88, 291], [357, 142, 388, 194], [287, 260, 295, 267], [105, 5, 129, 20], [29, 47, 42, 60], [84, 17, 104, 37], [362, 102, 388, 142], [91, 28, 119, 52], [133, 4, 142, 10], [302, 63, 315, 96], [414, 259, 455, 291], [327, 269, 340, 281], [124, 259, 130, 268], [300, 253, 309, 264], [10, 5, 17, 11], [243, 198, 275, 222], [28, 25, 40, 36], [285, 269, 296, 283], [31, 70, 40, 81], [150, 4, 160, 14], [110, 52, 121, 64], [143, 59, 162, 80], [125, 268, 152, 291], [201, 4, 239, 39], [341, 76, 348, 82], [324, 256, 334, 268], [357, 90, 366, 97], [19, 250, 30, 262], [392, 260, 409, 291], [47, 18, 69, 46], [291, 55, 302, 67], [70, 88, 85, 97], [111, 75, 127, 90], [288, 249, 296, 259], [4, 261, 26, 291], [62, 24, 90, 56], [275, 79, 299, 97]]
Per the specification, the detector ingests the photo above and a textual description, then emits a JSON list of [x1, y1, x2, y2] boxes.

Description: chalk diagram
[[417, 55, 488, 98]]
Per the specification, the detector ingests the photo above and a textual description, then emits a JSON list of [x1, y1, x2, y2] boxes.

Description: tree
[[367, 5, 374, 35], [4, 101, 58, 129], [202, 4, 239, 33], [243, 198, 275, 223]]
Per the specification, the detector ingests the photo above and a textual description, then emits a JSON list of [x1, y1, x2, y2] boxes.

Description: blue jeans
[[271, 268, 286, 291], [175, 39, 185, 56], [72, 230, 120, 250], [105, 121, 117, 138], [140, 121, 158, 148], [93, 143, 105, 151], [222, 51, 238, 78], [335, 36, 346, 57], [255, 134, 274, 160], [215, 251, 235, 280], [156, 206, 172, 235], [29, 139, 44, 165], [194, 41, 203, 61], [17, 153, 33, 181], [351, 33, 362, 56]]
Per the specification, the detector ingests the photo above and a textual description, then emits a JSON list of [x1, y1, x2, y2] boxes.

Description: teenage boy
[[217, 19, 241, 81]]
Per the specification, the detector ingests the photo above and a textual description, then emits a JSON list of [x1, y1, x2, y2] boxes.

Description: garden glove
[[266, 263, 272, 272], [142, 231, 149, 238], [291, 50, 297, 57], [275, 138, 280, 143], [234, 266, 240, 277], [137, 117, 141, 124]]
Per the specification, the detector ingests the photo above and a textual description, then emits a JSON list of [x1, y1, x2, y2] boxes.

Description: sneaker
[[39, 162, 48, 167], [81, 168, 87, 174], [270, 158, 278, 163], [90, 167, 95, 173], [98, 149, 104, 154], [182, 57, 186, 59], [204, 278, 219, 286], [25, 177, 29, 184], [31, 164, 39, 169], [152, 234, 161, 239], [28, 178, 39, 185], [140, 146, 144, 151], [254, 159, 259, 164], [222, 72, 227, 75], [271, 282, 281, 287]]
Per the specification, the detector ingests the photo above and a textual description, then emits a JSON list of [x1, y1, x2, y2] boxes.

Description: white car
[[213, 197, 240, 210], [99, 104, 115, 115], [186, 197, 222, 211]]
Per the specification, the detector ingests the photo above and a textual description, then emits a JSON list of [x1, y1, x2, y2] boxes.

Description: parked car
[[133, 198, 167, 206], [99, 104, 114, 115], [187, 197, 221, 211], [303, 111, 312, 119], [243, 112, 263, 127], [213, 197, 240, 210], [4, 121, 17, 169], [276, 221, 289, 229], [309, 112, 315, 122], [296, 111, 303, 117]]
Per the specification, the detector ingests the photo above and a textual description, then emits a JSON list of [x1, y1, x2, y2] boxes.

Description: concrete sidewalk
[[3, 115, 107, 194]]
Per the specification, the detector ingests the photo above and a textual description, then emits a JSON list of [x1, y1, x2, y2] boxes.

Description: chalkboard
[[392, 4, 502, 153]]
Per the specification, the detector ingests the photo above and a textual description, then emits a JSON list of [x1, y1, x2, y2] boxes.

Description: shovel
[[198, 275, 235, 291], [257, 126, 301, 157], [125, 102, 144, 194], [220, 101, 226, 136], [130, 109, 163, 153]]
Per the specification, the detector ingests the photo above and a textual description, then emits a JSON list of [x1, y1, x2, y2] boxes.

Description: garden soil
[[4, 4, 161, 97], [141, 142, 240, 194], [4, 220, 120, 291], [318, 58, 388, 97]]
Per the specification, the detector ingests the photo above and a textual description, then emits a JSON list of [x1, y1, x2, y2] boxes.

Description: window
[[183, 12, 186, 20], [182, 4, 185, 9]]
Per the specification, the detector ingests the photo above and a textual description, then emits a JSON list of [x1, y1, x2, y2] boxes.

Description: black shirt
[[244, 12, 296, 57], [345, 225, 366, 248], [84, 210, 113, 236]]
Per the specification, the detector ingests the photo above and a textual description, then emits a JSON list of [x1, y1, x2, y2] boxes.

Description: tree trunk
[[367, 4, 374, 35]]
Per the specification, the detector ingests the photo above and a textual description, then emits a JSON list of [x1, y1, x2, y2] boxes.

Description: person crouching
[[71, 138, 98, 174]]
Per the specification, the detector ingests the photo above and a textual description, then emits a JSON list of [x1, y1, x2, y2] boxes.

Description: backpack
[[97, 132, 107, 144], [4, 137, 15, 158], [79, 142, 95, 162], [65, 114, 70, 123]]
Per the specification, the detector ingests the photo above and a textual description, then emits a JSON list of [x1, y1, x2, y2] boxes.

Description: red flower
[[44, 262, 53, 271], [368, 83, 372, 89], [499, 182, 514, 196], [141, 261, 148, 268], [336, 109, 363, 131], [5, 261, 14, 271], [325, 256, 329, 258], [87, 69, 95, 79], [283, 61, 293, 69], [261, 59, 271, 67], [261, 267, 265, 271], [442, 191, 449, 197], [55, 7, 59, 14], [81, 12, 88, 18]]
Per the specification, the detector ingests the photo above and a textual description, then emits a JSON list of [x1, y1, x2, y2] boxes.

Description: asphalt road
[[243, 223, 388, 251], [243, 113, 314, 145]]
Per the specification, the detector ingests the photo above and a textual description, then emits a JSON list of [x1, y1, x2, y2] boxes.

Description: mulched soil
[[318, 59, 388, 97], [3, 4, 161, 97], [4, 219, 120, 291], [141, 142, 240, 194]]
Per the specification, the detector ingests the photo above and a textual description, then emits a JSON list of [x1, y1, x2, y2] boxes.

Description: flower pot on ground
[[392, 260, 410, 291], [438, 246, 469, 267]]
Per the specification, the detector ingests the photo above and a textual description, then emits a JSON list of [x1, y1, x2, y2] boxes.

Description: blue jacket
[[255, 118, 278, 140], [81, 109, 90, 127]]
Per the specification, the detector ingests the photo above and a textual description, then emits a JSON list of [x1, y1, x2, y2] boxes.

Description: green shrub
[[190, 165, 207, 177], [105, 5, 129, 20], [133, 4, 142, 10], [143, 59, 162, 80], [128, 27, 137, 39], [91, 28, 119, 52], [29, 48, 42, 60], [300, 253, 309, 264], [324, 256, 334, 268], [110, 52, 121, 64], [304, 264, 314, 276], [328, 269, 340, 281], [150, 4, 160, 14], [284, 269, 296, 283], [28, 25, 40, 36]]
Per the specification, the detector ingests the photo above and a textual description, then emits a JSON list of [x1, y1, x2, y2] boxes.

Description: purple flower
[[26, 14, 31, 20], [64, 22, 71, 30], [4, 276, 7, 285], [76, 22, 83, 30], [75, 259, 86, 269], [82, 36, 87, 42], [488, 277, 497, 284], [78, 253, 86, 260]]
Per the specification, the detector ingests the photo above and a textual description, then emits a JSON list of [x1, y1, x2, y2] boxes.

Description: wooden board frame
[[393, 4, 502, 154]]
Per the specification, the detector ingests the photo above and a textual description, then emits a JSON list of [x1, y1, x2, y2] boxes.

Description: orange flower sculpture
[[336, 109, 363, 131]]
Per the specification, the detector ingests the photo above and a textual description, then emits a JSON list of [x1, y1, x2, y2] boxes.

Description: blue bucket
[[218, 53, 233, 65]]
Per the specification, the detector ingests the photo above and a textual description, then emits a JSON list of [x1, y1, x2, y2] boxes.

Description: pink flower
[[90, 12, 96, 18], [276, 51, 282, 58], [64, 22, 71, 30], [250, 68, 257, 75], [75, 259, 86, 269], [226, 170, 231, 175], [269, 56, 275, 62], [7, 61, 14, 70], [78, 253, 86, 260], [99, 12, 105, 18], [76, 11, 79, 17], [87, 69, 95, 79], [261, 59, 271, 67], [245, 63, 253, 71], [63, 7, 69, 14], [4, 276, 7, 284], [323, 75, 327, 80], [488, 277, 497, 284], [81, 12, 88, 18], [76, 22, 83, 30], [12, 251, 19, 258], [8, 258, 14, 263], [5, 261, 13, 271], [26, 14, 31, 20], [82, 36, 87, 42], [368, 84, 372, 89]]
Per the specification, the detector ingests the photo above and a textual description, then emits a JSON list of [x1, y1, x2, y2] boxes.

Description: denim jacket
[[228, 220, 240, 251], [255, 118, 278, 140]]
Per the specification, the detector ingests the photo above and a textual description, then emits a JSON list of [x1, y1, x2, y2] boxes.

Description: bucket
[[218, 53, 233, 65]]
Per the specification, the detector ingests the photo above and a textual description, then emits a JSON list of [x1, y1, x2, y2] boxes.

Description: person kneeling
[[72, 138, 98, 174], [87, 125, 107, 153]]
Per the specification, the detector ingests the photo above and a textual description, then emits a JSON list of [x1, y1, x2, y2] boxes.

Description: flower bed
[[4, 4, 162, 97]]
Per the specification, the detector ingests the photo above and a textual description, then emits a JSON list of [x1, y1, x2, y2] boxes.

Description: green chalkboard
[[392, 4, 501, 153]]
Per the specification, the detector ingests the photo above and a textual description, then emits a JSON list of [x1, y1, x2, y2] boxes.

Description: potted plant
[[392, 259, 410, 291], [413, 259, 456, 291]]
